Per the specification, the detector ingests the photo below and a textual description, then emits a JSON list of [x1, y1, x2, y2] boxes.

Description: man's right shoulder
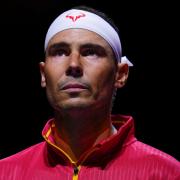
[[0, 142, 46, 165]]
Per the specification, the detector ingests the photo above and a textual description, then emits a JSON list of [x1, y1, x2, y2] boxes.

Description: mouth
[[60, 83, 89, 93]]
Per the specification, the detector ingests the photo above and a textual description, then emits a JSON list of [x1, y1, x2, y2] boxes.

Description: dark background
[[1, 0, 179, 160]]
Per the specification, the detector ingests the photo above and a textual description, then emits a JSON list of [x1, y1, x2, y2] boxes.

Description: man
[[0, 6, 179, 180]]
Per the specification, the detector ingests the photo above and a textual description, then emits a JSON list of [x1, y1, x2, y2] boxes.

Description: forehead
[[47, 29, 112, 50]]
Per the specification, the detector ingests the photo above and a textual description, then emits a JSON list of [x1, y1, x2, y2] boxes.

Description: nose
[[65, 53, 83, 78]]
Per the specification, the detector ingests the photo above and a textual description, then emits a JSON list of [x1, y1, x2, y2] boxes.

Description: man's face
[[40, 29, 118, 111]]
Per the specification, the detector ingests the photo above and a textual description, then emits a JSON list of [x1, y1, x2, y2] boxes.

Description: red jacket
[[0, 115, 180, 180]]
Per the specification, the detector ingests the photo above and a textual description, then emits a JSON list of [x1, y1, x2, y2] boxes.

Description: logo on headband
[[66, 12, 85, 22]]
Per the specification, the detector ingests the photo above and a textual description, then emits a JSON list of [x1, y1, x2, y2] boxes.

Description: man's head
[[40, 6, 129, 112]]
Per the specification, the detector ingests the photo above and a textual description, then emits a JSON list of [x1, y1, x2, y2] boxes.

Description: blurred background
[[1, 0, 179, 160]]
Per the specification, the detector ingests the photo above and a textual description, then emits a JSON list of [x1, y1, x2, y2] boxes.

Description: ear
[[114, 63, 129, 88], [39, 62, 46, 88]]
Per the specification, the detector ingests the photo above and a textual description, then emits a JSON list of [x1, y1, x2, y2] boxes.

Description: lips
[[60, 83, 89, 91]]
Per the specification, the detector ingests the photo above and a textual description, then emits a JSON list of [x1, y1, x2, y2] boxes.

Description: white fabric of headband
[[44, 9, 133, 66]]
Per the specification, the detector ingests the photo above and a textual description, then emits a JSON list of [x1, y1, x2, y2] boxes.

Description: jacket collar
[[42, 114, 137, 167]]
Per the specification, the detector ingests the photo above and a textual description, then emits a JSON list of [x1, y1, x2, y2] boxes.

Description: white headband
[[45, 9, 133, 66]]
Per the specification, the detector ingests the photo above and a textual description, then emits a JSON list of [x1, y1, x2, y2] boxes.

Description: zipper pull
[[73, 166, 80, 180], [74, 166, 79, 175]]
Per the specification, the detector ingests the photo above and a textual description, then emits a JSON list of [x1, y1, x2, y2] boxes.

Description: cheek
[[43, 69, 64, 109], [88, 65, 116, 95], [44, 62, 66, 86], [44, 69, 57, 86]]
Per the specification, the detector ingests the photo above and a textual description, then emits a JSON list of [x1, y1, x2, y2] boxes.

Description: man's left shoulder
[[131, 141, 180, 169]]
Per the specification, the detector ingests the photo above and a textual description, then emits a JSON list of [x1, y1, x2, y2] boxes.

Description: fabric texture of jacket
[[0, 115, 180, 180]]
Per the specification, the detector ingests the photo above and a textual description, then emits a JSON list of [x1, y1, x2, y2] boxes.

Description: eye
[[47, 46, 70, 57], [81, 48, 99, 59]]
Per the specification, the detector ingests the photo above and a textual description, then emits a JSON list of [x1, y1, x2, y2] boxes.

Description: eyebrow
[[80, 43, 105, 49], [47, 42, 69, 55]]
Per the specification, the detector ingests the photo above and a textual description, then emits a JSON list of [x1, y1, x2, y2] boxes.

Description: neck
[[54, 107, 113, 161]]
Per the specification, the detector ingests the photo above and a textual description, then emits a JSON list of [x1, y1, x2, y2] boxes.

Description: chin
[[58, 99, 94, 110]]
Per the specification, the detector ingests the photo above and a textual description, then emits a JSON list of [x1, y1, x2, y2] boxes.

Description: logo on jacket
[[66, 12, 86, 22]]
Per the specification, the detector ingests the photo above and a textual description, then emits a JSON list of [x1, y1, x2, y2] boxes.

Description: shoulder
[[128, 141, 180, 177], [111, 140, 180, 179], [0, 142, 46, 166], [0, 142, 47, 179], [131, 141, 179, 163]]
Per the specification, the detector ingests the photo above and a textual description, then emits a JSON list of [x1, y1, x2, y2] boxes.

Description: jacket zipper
[[73, 166, 80, 180], [44, 125, 98, 180], [71, 147, 98, 180]]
